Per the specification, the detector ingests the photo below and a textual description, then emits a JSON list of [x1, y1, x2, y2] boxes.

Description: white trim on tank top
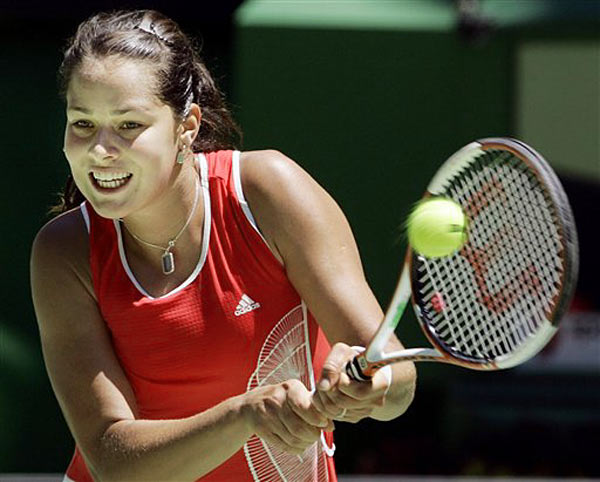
[[80, 201, 90, 232], [232, 150, 283, 264], [113, 153, 211, 300]]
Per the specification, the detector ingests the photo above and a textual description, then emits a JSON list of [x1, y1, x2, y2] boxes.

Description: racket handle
[[345, 354, 372, 382]]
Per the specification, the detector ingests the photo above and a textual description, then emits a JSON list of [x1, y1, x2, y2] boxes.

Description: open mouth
[[90, 172, 133, 191]]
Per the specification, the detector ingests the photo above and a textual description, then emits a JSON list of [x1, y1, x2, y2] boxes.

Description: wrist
[[236, 392, 258, 435], [372, 362, 416, 420]]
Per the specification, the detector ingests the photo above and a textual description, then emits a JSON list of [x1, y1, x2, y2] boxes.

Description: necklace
[[122, 177, 201, 275]]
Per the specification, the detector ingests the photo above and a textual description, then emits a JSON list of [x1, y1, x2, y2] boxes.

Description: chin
[[86, 198, 132, 220]]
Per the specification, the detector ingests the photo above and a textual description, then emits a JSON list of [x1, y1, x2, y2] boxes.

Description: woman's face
[[64, 55, 181, 220]]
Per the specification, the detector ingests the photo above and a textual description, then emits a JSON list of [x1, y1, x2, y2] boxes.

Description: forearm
[[92, 394, 252, 481], [370, 361, 416, 421]]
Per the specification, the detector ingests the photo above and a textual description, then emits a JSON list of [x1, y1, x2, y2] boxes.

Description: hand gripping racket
[[346, 137, 579, 381]]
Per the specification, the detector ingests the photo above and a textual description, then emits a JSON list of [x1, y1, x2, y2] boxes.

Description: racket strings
[[416, 149, 565, 362]]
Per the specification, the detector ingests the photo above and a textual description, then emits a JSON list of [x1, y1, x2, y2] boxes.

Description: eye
[[72, 120, 93, 129], [120, 121, 143, 130]]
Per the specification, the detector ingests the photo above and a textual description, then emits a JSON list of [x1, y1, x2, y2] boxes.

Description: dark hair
[[53, 9, 241, 213]]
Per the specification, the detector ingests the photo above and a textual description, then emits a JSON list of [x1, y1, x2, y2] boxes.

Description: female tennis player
[[30, 10, 416, 482]]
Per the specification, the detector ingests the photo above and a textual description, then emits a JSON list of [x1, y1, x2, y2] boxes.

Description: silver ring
[[338, 407, 347, 418]]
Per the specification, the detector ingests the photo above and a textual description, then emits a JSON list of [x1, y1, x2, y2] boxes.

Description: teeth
[[91, 171, 132, 190], [92, 171, 131, 181], [96, 177, 130, 189]]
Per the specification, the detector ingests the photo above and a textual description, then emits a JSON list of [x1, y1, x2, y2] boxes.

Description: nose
[[89, 127, 120, 163]]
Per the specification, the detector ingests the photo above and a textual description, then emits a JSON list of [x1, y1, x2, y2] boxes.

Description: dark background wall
[[0, 0, 598, 477], [232, 1, 600, 477]]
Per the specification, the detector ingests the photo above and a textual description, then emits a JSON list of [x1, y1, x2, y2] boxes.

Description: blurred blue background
[[1, 0, 598, 477]]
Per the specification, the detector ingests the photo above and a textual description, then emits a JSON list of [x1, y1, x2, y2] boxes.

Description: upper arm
[[30, 209, 138, 471], [240, 150, 391, 348]]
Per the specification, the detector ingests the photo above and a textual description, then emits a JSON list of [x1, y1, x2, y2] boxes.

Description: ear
[[179, 103, 201, 148]]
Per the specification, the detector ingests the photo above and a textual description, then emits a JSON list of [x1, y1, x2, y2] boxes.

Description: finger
[[280, 406, 324, 444], [312, 389, 361, 421], [288, 402, 331, 429], [272, 414, 319, 450], [289, 402, 335, 432], [335, 370, 389, 402], [276, 392, 323, 444], [255, 421, 305, 453], [313, 389, 340, 418], [309, 394, 336, 431], [314, 393, 373, 423], [319, 381, 379, 410], [341, 407, 375, 424], [317, 343, 355, 392], [286, 382, 331, 429], [257, 395, 318, 449], [311, 389, 329, 415]]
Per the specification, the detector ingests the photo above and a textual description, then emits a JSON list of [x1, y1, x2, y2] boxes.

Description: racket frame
[[346, 137, 578, 381]]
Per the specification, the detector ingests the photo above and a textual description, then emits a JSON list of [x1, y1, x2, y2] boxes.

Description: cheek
[[132, 126, 176, 154], [129, 129, 179, 172], [63, 129, 88, 159], [62, 131, 91, 193]]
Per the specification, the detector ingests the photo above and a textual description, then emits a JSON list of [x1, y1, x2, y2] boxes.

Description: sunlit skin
[[63, 55, 201, 249]]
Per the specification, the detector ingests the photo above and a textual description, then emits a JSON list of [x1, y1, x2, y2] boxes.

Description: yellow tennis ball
[[407, 197, 468, 258]]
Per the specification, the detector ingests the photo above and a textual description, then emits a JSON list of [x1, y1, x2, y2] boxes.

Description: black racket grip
[[345, 355, 372, 382]]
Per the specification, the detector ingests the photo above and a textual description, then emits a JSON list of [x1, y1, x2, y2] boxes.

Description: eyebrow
[[67, 106, 148, 115]]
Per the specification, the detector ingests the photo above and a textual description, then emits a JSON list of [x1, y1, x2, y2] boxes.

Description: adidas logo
[[234, 294, 261, 316]]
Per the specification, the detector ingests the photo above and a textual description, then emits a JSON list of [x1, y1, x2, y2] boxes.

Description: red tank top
[[65, 150, 336, 482]]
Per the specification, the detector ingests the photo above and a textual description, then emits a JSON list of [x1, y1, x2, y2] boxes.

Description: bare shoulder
[[32, 207, 88, 256], [239, 150, 341, 255], [239, 149, 335, 210], [240, 149, 308, 190], [31, 206, 94, 306]]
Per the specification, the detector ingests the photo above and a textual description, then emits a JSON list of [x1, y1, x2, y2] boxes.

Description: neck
[[123, 164, 201, 245], [121, 164, 204, 275]]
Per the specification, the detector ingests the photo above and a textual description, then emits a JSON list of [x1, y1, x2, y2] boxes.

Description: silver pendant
[[161, 251, 175, 275]]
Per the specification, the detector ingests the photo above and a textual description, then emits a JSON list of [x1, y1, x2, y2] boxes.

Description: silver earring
[[176, 146, 186, 164]]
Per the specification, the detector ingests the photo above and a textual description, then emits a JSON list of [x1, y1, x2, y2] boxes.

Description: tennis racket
[[346, 137, 579, 381]]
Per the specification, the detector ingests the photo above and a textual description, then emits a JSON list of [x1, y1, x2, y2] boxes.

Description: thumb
[[317, 343, 354, 392]]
